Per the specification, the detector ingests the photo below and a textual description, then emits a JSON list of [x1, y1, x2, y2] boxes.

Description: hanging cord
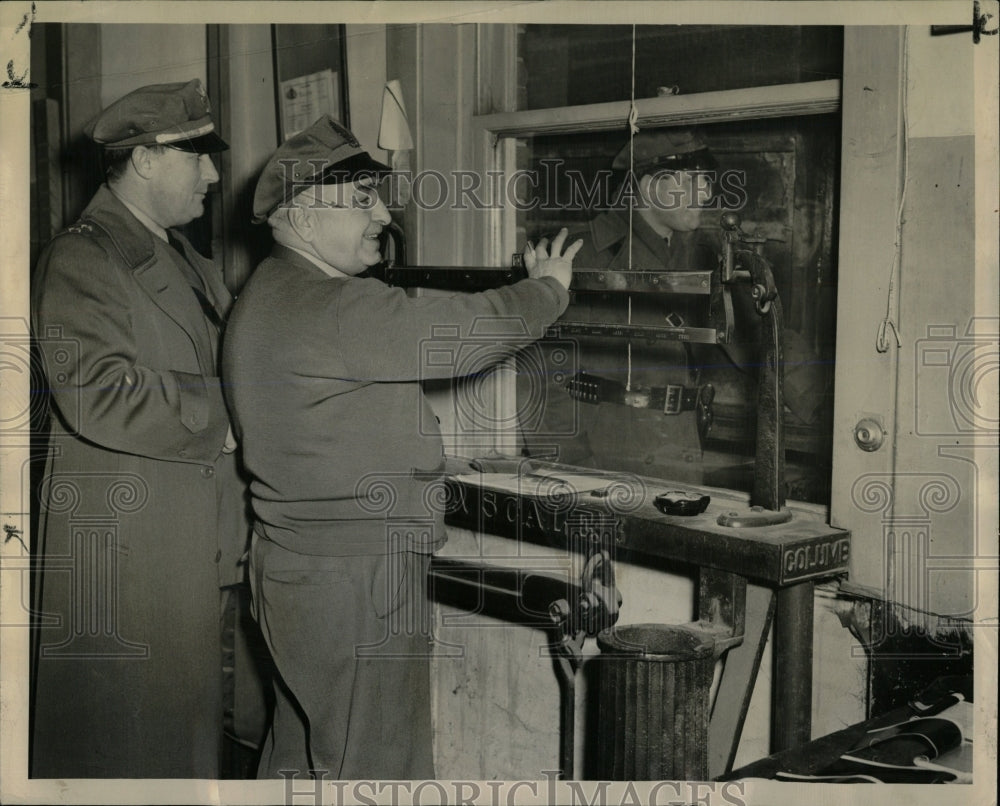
[[876, 27, 909, 353], [625, 24, 639, 390]]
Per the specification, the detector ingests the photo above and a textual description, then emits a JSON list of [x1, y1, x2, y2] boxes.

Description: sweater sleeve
[[32, 233, 230, 463], [337, 276, 569, 382]]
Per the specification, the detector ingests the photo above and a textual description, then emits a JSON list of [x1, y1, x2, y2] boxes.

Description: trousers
[[250, 534, 435, 779]]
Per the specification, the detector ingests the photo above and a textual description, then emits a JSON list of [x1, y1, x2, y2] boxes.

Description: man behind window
[[518, 128, 722, 481]]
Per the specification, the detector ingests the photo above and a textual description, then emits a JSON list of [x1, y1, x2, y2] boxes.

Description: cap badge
[[194, 80, 210, 113], [327, 118, 359, 148]]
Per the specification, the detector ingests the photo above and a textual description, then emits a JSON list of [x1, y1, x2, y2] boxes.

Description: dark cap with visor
[[612, 127, 717, 175], [85, 79, 228, 153], [252, 115, 391, 224]]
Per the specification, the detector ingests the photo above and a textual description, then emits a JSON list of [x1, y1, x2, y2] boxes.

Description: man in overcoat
[[31, 79, 260, 778]]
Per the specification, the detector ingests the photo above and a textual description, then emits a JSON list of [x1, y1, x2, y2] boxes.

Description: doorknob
[[854, 417, 886, 452]]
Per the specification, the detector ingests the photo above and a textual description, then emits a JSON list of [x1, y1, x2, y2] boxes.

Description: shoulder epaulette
[[58, 218, 102, 239]]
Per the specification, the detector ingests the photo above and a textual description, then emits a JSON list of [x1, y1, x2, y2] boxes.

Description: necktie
[[166, 232, 225, 330]]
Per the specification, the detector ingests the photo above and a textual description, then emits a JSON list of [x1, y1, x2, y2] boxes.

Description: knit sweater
[[223, 245, 569, 556]]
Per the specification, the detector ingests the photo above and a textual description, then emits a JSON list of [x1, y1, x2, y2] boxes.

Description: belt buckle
[[663, 384, 683, 415], [696, 384, 715, 441]]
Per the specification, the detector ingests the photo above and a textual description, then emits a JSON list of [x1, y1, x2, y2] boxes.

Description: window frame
[[470, 78, 842, 266], [465, 55, 842, 459]]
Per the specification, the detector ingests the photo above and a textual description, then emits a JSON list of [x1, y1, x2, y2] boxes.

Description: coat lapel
[[168, 229, 234, 321], [133, 245, 217, 369], [610, 213, 673, 270], [82, 188, 217, 373], [589, 211, 674, 271]]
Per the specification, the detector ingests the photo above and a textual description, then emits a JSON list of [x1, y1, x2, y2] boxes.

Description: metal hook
[[930, 0, 998, 43]]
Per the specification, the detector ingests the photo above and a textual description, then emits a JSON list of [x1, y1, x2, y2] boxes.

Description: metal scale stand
[[567, 213, 792, 781]]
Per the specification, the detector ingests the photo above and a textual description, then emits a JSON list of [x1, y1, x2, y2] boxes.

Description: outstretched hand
[[523, 228, 582, 290]]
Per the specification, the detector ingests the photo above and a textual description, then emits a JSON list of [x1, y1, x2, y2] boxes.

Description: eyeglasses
[[301, 185, 380, 211]]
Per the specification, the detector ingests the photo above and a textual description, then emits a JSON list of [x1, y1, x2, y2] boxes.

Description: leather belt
[[565, 371, 714, 416]]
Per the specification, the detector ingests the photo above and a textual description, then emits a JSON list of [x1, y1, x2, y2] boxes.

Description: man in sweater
[[222, 115, 580, 779]]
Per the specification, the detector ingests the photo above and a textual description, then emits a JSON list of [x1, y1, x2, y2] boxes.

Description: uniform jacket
[[519, 209, 721, 480], [30, 185, 251, 778], [573, 208, 717, 273]]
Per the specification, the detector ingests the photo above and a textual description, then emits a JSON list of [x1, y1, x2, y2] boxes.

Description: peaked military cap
[[86, 79, 228, 153], [612, 127, 716, 174]]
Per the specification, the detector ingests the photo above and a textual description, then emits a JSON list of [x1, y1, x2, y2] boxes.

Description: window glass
[[512, 115, 840, 505], [520, 25, 843, 110]]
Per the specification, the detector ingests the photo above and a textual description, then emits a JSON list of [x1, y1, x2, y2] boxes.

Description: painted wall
[[215, 24, 277, 291], [889, 28, 982, 622], [100, 24, 207, 106], [345, 24, 388, 166], [831, 27, 988, 620]]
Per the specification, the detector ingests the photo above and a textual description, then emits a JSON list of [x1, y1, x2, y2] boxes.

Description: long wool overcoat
[[30, 186, 251, 778]]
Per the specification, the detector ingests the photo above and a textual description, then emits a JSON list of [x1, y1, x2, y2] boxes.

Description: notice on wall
[[279, 69, 340, 141]]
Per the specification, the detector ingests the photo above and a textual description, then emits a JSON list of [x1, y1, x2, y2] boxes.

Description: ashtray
[[654, 490, 711, 517]]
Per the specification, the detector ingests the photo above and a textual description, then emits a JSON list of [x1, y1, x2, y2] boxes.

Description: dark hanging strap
[[166, 231, 226, 330]]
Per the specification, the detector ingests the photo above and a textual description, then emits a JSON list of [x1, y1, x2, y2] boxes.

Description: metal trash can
[[596, 623, 716, 780]]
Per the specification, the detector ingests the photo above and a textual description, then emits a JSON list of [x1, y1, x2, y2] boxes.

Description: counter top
[[443, 458, 849, 587]]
